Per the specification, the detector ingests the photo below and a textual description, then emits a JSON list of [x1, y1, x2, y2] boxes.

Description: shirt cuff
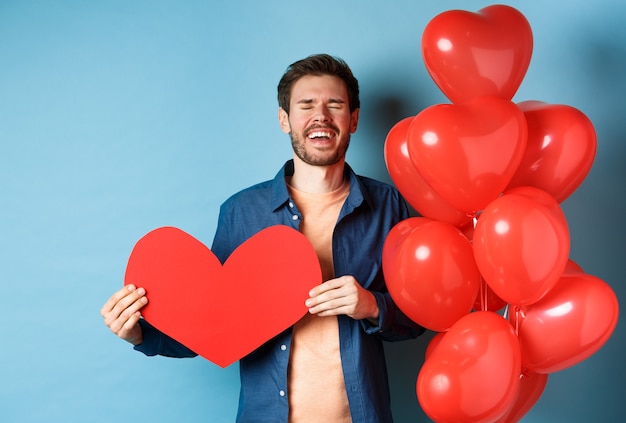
[[360, 291, 386, 334], [133, 319, 162, 356]]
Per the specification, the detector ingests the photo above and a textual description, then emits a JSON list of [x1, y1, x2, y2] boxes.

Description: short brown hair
[[277, 54, 360, 114]]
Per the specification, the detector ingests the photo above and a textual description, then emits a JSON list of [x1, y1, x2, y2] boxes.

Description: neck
[[290, 156, 346, 194]]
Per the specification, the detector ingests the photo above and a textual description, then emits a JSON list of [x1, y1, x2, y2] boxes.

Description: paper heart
[[511, 273, 619, 374], [124, 225, 321, 368], [507, 101, 597, 203], [407, 95, 527, 214], [422, 4, 533, 103]]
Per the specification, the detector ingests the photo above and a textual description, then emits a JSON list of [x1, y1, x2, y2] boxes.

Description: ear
[[278, 107, 291, 134], [349, 108, 360, 133]]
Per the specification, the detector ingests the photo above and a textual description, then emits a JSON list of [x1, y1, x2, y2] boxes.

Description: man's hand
[[100, 284, 148, 346], [305, 275, 379, 323]]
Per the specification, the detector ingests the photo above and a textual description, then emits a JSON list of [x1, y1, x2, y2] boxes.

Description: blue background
[[1, 1, 624, 421]]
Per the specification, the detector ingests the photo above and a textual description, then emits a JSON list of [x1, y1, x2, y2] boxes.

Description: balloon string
[[471, 213, 484, 311], [479, 279, 488, 311], [513, 306, 526, 386], [520, 368, 529, 380], [513, 306, 525, 337]]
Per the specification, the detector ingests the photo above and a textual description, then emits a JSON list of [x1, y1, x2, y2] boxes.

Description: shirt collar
[[270, 160, 373, 212]]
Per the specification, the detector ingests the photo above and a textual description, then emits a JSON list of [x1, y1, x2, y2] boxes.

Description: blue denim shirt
[[136, 160, 424, 422]]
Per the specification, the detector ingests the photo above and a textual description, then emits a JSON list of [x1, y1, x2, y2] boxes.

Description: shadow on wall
[[577, 27, 626, 157], [350, 54, 440, 189], [352, 56, 444, 422], [564, 28, 626, 284], [362, 89, 441, 421]]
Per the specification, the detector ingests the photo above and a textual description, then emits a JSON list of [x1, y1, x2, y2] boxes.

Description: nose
[[313, 105, 331, 123]]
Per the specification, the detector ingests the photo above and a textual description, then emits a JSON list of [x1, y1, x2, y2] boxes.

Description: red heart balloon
[[384, 116, 471, 227], [383, 217, 481, 331], [124, 225, 322, 368], [422, 5, 533, 103], [382, 216, 429, 288], [417, 311, 522, 423], [473, 187, 570, 306], [510, 273, 619, 374], [507, 101, 597, 203], [424, 332, 446, 361], [408, 96, 527, 214], [564, 258, 585, 275], [495, 371, 548, 423]]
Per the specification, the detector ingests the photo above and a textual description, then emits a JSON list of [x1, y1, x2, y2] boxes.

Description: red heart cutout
[[124, 225, 321, 368], [407, 96, 527, 214], [422, 5, 533, 103], [507, 101, 597, 203]]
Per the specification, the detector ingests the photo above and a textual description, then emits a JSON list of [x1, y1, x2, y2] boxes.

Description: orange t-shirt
[[287, 179, 352, 423]]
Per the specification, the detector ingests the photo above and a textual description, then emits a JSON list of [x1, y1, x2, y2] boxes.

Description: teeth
[[309, 131, 332, 139]]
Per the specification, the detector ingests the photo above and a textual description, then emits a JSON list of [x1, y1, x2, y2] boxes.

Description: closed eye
[[328, 99, 345, 109]]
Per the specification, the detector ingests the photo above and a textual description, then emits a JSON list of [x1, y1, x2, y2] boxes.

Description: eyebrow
[[295, 98, 346, 105]]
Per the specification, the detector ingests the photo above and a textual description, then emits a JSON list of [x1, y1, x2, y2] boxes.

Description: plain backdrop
[[1, 1, 624, 422]]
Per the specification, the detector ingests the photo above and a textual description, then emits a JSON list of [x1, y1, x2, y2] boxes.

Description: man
[[101, 54, 424, 422]]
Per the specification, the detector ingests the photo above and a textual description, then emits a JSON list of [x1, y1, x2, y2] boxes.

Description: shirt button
[[279, 390, 286, 397], [292, 215, 299, 221], [280, 344, 287, 351], [289, 201, 295, 208]]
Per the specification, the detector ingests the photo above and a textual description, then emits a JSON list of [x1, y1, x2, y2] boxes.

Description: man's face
[[279, 74, 359, 167]]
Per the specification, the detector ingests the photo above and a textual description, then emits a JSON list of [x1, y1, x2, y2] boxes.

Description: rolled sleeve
[[133, 319, 197, 358]]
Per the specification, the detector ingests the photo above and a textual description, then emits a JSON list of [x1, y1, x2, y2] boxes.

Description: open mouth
[[307, 130, 334, 140], [306, 125, 338, 141]]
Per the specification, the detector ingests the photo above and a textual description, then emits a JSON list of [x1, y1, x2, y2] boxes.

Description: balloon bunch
[[382, 5, 619, 422]]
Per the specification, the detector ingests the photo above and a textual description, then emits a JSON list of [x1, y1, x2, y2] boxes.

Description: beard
[[289, 129, 351, 167]]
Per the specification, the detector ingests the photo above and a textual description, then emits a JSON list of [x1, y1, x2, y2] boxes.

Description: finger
[[308, 276, 351, 297], [107, 296, 148, 335], [308, 283, 333, 298], [305, 289, 338, 308], [100, 285, 137, 317], [308, 292, 351, 313], [117, 311, 142, 339], [310, 302, 354, 317], [314, 308, 343, 317], [103, 287, 147, 327], [309, 280, 358, 307]]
